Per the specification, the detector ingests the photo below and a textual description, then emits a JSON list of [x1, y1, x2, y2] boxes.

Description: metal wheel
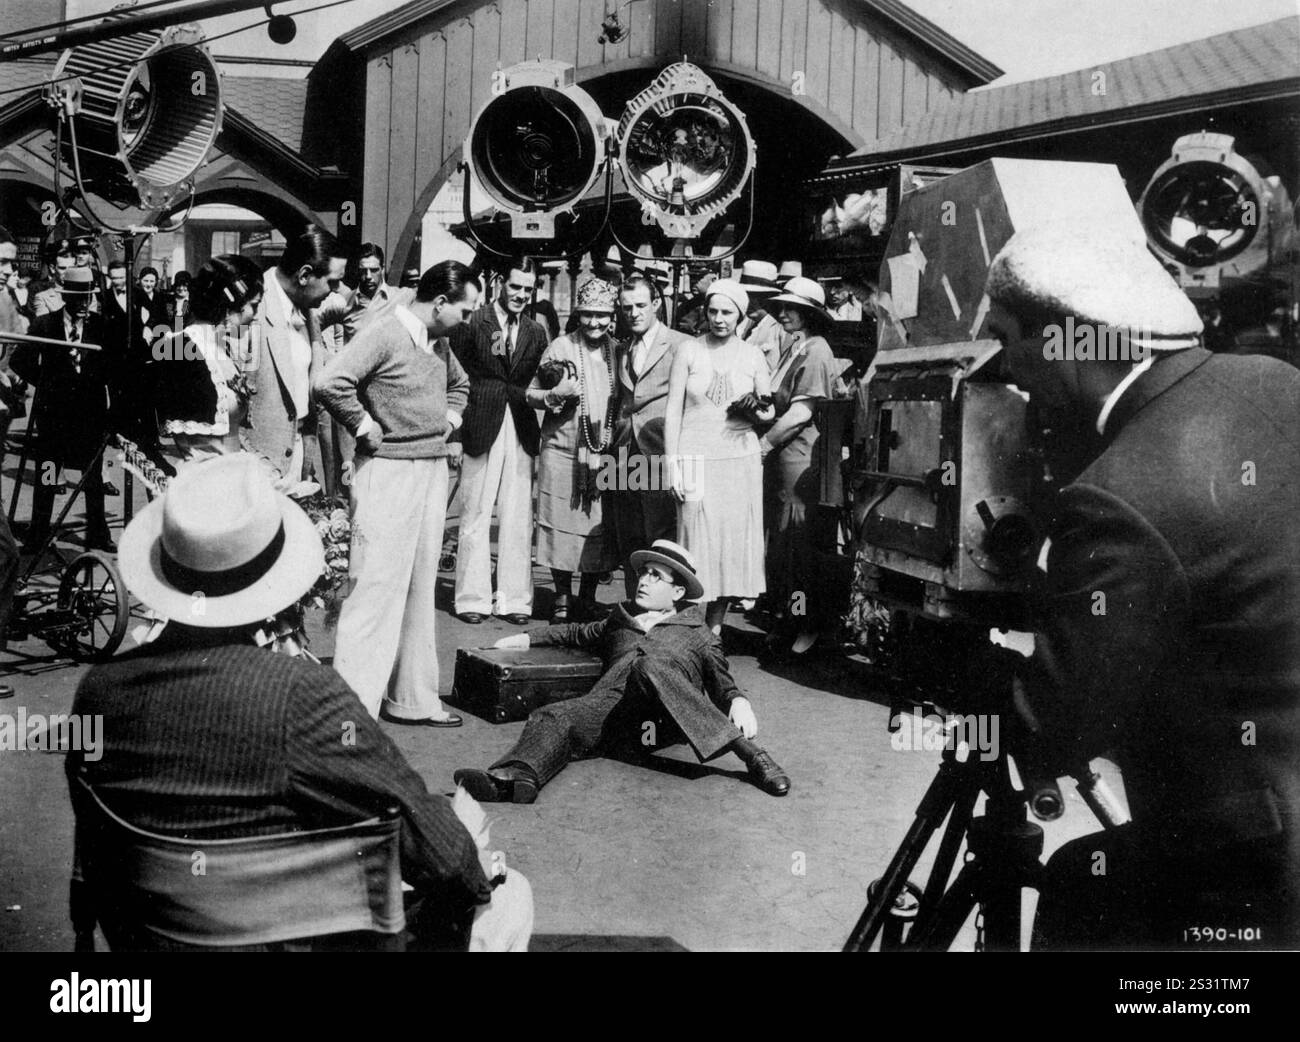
[[54, 551, 129, 662]]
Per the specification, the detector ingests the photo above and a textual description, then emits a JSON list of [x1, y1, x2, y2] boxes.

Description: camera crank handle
[[1072, 764, 1129, 829]]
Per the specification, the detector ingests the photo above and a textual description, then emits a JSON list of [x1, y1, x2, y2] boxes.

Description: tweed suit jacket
[[448, 305, 547, 457], [67, 628, 492, 912], [613, 320, 691, 457], [529, 601, 742, 709], [244, 269, 327, 478], [1020, 348, 1300, 919]]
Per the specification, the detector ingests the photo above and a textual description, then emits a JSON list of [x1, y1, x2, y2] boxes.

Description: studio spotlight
[[615, 62, 755, 239], [1139, 132, 1293, 291], [48, 23, 222, 210], [463, 60, 609, 239]]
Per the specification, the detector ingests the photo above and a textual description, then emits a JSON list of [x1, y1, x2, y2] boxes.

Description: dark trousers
[[492, 654, 741, 788], [316, 402, 355, 500], [610, 453, 676, 596], [1033, 824, 1298, 951], [29, 452, 107, 542]]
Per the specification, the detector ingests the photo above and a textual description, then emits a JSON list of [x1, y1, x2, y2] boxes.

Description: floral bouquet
[[845, 549, 895, 666], [297, 491, 353, 627]]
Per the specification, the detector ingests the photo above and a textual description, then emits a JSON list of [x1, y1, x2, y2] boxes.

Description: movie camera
[[841, 159, 1141, 951]]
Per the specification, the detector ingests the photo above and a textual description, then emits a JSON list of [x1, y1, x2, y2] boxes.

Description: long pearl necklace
[[577, 333, 615, 453]]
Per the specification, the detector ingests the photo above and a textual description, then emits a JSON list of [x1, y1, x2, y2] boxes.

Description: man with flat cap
[[984, 225, 1300, 950], [454, 539, 791, 802]]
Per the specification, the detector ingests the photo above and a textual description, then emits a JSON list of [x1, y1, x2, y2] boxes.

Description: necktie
[[632, 337, 648, 377], [68, 319, 82, 373], [506, 313, 518, 355]]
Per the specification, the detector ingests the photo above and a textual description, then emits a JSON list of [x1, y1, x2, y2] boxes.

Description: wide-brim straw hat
[[629, 539, 704, 601], [119, 454, 325, 628], [764, 275, 835, 328], [986, 224, 1203, 348]]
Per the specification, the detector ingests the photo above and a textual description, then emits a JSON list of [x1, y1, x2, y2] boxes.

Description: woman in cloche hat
[[525, 277, 621, 622], [663, 278, 774, 634]]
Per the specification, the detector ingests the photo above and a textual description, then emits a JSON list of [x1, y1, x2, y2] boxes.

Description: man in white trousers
[[314, 261, 480, 725], [448, 259, 549, 625]]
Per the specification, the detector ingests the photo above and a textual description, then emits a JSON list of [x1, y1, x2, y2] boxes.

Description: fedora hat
[[58, 267, 99, 296], [765, 275, 834, 328], [629, 539, 704, 601], [119, 454, 325, 628], [737, 260, 780, 296]]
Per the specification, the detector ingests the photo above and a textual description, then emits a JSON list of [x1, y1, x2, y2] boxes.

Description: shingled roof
[[832, 15, 1300, 169], [219, 74, 309, 155]]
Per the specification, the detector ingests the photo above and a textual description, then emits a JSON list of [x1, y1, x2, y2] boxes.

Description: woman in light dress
[[526, 277, 620, 622], [664, 278, 774, 634]]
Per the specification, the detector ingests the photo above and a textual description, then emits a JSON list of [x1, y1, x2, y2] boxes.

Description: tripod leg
[[843, 756, 970, 951], [911, 781, 979, 939]]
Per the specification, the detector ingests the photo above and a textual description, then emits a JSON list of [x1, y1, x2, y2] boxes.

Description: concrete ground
[[0, 469, 1121, 952]]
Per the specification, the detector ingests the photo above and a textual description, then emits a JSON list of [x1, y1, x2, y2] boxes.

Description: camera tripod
[[842, 618, 1123, 951]]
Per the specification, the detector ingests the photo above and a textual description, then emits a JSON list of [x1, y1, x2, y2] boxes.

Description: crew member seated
[[983, 226, 1300, 950], [67, 454, 533, 950], [454, 540, 791, 802]]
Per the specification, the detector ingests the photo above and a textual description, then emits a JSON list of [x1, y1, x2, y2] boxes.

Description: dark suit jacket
[[530, 601, 741, 709], [11, 309, 115, 463], [448, 305, 547, 457], [1021, 348, 1300, 928], [68, 628, 492, 915]]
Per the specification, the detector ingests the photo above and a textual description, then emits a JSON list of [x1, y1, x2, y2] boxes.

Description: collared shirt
[[631, 607, 675, 633], [1095, 355, 1156, 436], [355, 305, 462, 440], [494, 301, 519, 354], [630, 319, 664, 377], [264, 268, 312, 417], [319, 281, 396, 347]]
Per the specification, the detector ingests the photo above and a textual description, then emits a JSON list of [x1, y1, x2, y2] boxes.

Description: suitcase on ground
[[451, 646, 604, 723]]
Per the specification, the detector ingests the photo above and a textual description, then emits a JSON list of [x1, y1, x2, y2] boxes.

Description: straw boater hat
[[629, 540, 704, 601], [777, 260, 803, 283], [119, 454, 325, 628], [704, 277, 748, 317], [575, 276, 617, 314], [765, 275, 835, 330], [986, 225, 1203, 349], [736, 260, 781, 297]]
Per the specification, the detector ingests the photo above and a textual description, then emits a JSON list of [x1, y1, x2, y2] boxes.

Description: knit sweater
[[313, 310, 469, 460]]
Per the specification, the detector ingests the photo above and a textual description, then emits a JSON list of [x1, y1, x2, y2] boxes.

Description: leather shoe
[[744, 749, 791, 797], [457, 612, 486, 624], [103, 481, 121, 497], [85, 531, 116, 554], [502, 613, 531, 625], [453, 766, 538, 804], [380, 709, 462, 728], [0, 684, 14, 699]]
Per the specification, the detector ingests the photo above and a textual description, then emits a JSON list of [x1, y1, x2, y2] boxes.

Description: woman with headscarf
[[758, 276, 844, 655], [526, 277, 620, 621], [152, 254, 264, 471], [664, 278, 774, 634]]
